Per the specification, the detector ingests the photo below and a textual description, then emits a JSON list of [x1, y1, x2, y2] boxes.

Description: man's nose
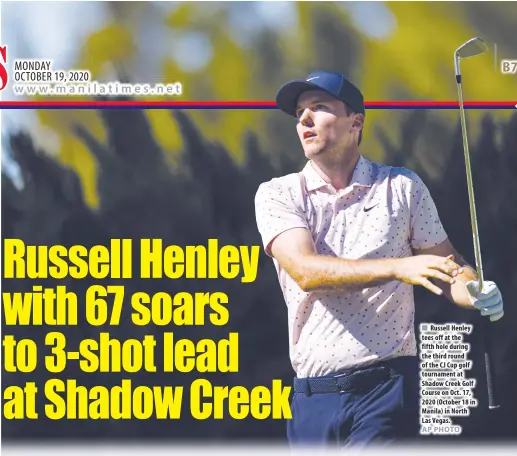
[[299, 109, 313, 126]]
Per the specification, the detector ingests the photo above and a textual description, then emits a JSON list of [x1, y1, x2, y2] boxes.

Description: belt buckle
[[333, 371, 353, 394]]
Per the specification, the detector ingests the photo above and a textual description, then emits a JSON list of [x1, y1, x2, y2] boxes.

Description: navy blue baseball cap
[[276, 70, 365, 118]]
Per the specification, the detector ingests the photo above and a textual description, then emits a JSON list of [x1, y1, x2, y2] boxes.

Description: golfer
[[254, 71, 504, 447]]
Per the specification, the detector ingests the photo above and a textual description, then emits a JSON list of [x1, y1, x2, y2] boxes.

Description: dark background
[[2, 107, 516, 443], [1, 0, 516, 446]]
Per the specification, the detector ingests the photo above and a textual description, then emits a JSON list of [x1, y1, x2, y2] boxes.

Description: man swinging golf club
[[254, 69, 504, 447]]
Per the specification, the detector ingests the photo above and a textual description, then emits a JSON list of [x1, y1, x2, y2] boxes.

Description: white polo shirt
[[254, 155, 448, 378]]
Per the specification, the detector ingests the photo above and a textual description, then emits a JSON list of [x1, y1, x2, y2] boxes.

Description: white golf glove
[[466, 280, 504, 322]]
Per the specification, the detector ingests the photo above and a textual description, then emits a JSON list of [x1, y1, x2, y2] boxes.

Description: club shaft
[[455, 81, 484, 289], [456, 74, 498, 410]]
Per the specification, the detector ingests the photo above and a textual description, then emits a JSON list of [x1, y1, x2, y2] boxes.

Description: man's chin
[[303, 146, 325, 159]]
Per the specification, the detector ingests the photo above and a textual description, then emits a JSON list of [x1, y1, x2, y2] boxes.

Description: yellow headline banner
[[2, 237, 292, 422], [3, 238, 260, 282]]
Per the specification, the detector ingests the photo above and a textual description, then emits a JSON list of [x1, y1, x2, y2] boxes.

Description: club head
[[454, 37, 488, 77], [456, 37, 489, 59]]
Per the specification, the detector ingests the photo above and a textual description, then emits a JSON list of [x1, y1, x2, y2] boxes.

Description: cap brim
[[275, 79, 328, 117]]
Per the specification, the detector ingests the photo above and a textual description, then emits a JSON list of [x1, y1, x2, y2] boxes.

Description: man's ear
[[352, 114, 365, 131]]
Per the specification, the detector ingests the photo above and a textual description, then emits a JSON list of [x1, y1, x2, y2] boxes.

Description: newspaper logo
[[0, 45, 8, 91]]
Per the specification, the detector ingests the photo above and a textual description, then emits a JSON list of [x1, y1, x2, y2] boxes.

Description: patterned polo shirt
[[254, 155, 448, 378]]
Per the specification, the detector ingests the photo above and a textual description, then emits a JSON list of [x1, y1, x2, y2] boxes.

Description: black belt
[[294, 364, 397, 395]]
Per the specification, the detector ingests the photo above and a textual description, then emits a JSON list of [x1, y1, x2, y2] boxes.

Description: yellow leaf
[[77, 24, 135, 78], [57, 132, 99, 208], [165, 4, 195, 29]]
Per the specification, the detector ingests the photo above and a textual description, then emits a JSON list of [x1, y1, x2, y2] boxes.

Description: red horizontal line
[[0, 101, 515, 107], [365, 101, 515, 106], [0, 101, 275, 107]]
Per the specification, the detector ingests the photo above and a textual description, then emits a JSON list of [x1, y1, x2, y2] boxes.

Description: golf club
[[454, 37, 499, 410]]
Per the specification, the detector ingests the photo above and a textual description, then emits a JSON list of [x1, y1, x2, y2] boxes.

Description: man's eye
[[315, 104, 326, 110]]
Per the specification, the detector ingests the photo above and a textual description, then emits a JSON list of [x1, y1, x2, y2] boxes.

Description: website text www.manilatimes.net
[[11, 81, 183, 96]]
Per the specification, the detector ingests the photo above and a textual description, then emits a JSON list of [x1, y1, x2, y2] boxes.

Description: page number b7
[[501, 60, 517, 74]]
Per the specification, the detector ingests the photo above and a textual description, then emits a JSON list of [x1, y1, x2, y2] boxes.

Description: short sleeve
[[254, 178, 309, 257], [404, 170, 448, 250]]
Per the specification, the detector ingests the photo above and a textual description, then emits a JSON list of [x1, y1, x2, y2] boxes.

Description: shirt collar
[[302, 155, 375, 192]]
